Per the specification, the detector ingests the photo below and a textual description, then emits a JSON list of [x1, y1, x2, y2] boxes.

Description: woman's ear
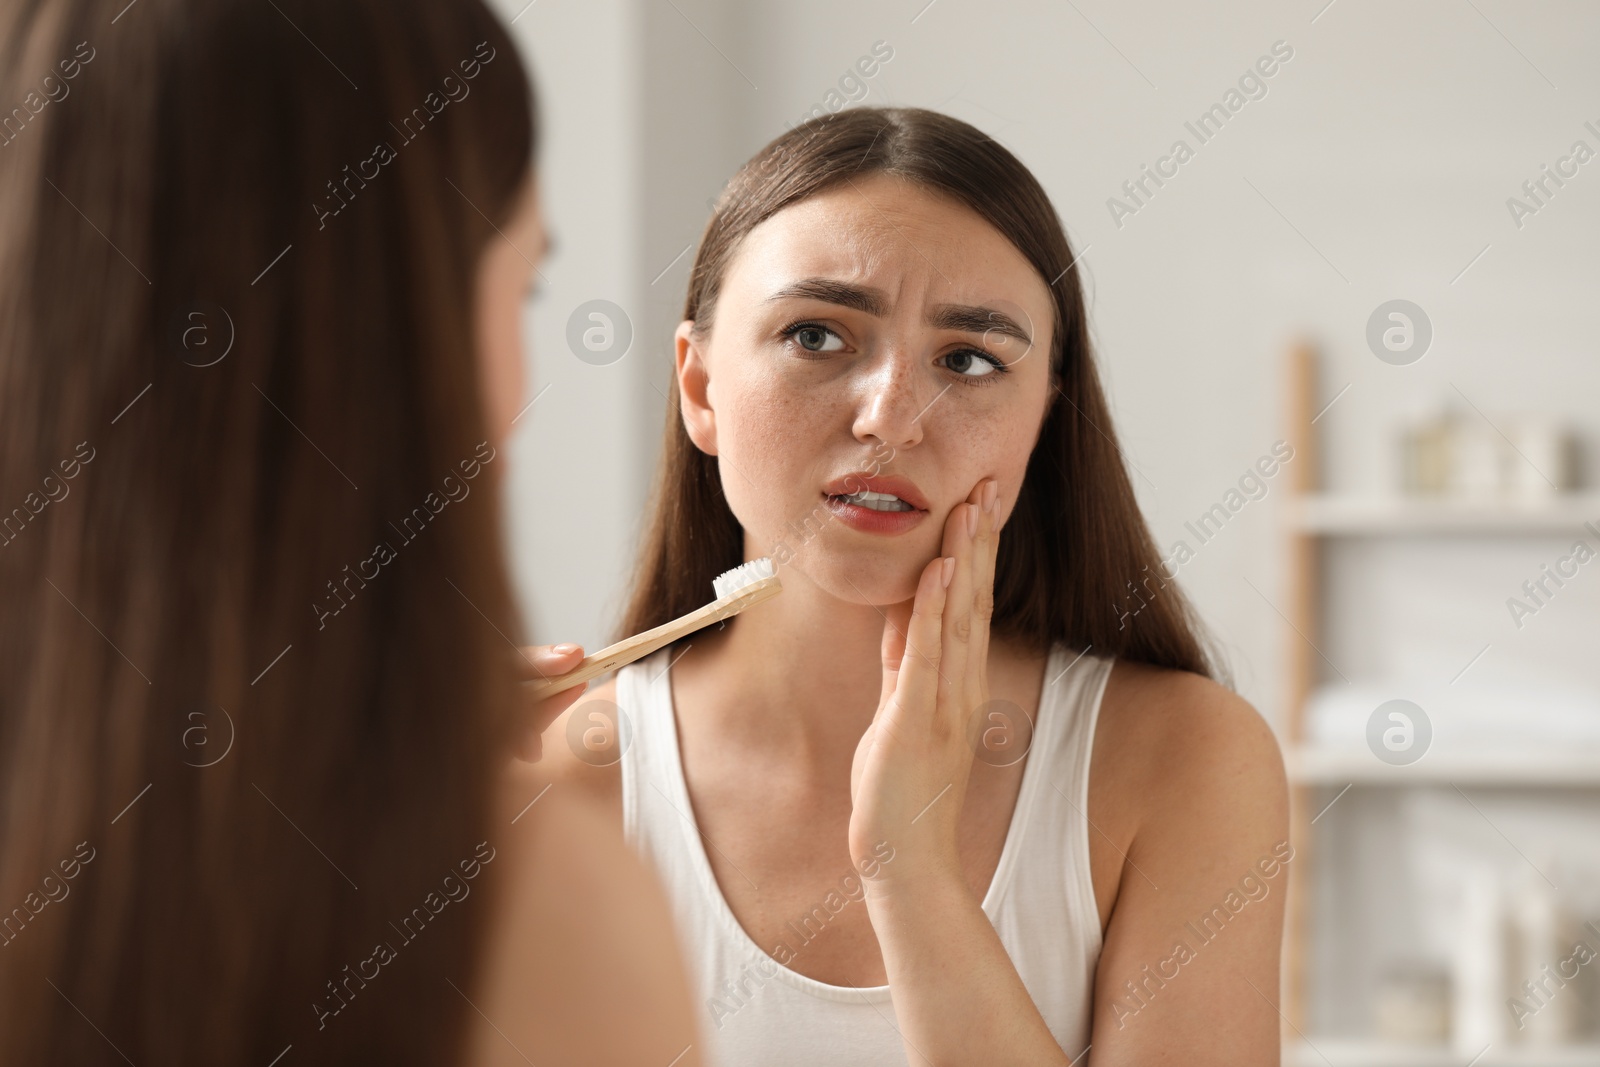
[[675, 319, 717, 456]]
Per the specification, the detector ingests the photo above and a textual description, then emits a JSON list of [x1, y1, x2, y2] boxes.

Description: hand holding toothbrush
[[510, 558, 785, 762]]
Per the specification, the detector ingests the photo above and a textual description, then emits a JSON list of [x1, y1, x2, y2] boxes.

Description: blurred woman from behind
[[0, 0, 698, 1063]]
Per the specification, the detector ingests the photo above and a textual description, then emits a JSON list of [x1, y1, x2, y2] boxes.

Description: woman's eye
[[942, 349, 1004, 378], [784, 323, 845, 353]]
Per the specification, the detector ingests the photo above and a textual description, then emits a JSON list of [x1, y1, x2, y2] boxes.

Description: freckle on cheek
[[732, 391, 813, 457], [718, 386, 825, 534]]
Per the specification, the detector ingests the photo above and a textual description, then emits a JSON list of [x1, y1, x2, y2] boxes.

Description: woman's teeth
[[838, 490, 912, 512]]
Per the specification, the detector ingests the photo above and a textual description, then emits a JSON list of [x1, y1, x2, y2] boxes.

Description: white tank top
[[618, 642, 1111, 1067]]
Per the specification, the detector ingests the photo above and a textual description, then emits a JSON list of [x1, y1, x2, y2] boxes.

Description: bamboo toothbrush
[[524, 557, 783, 699]]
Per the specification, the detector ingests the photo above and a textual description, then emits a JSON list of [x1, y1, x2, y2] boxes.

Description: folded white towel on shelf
[[1305, 682, 1600, 749]]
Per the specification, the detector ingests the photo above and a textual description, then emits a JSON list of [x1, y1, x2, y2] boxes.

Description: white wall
[[492, 0, 644, 651]]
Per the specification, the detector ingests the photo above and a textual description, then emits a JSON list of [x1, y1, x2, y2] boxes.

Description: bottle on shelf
[[1452, 865, 1509, 1054], [1504, 863, 1579, 1044]]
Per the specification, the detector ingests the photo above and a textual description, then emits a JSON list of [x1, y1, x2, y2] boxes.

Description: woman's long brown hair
[[0, 0, 535, 1062], [619, 106, 1218, 680]]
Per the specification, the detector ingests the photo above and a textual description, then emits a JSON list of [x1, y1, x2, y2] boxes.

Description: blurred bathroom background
[[492, 0, 1600, 1060]]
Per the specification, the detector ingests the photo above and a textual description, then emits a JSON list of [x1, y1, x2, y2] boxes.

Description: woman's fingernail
[[982, 480, 998, 513], [966, 503, 978, 537], [941, 556, 956, 587], [552, 643, 581, 656]]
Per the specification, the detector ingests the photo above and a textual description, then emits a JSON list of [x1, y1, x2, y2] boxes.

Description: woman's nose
[[850, 353, 929, 451]]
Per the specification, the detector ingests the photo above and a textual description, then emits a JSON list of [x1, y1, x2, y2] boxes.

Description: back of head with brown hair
[[0, 0, 537, 1061]]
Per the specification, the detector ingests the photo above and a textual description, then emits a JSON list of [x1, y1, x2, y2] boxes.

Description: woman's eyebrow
[[765, 278, 887, 315], [928, 304, 1032, 347], [766, 277, 1032, 347]]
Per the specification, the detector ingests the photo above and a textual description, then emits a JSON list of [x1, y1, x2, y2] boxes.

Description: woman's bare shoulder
[[464, 763, 702, 1067], [1083, 659, 1286, 922], [1095, 659, 1286, 821], [1083, 661, 1290, 1054], [1102, 660, 1281, 774]]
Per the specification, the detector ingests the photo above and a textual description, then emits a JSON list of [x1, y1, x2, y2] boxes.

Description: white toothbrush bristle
[[713, 557, 776, 600]]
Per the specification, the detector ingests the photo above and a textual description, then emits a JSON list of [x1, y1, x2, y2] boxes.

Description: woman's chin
[[796, 556, 921, 607]]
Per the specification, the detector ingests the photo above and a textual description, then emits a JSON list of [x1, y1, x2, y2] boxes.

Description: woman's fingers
[[891, 552, 952, 725], [516, 642, 584, 681], [939, 486, 982, 711], [880, 478, 997, 735], [943, 479, 1001, 725], [512, 643, 587, 764], [878, 596, 912, 711], [969, 479, 999, 695]]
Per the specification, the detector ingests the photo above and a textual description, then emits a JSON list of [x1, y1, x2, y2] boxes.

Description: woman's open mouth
[[820, 489, 928, 535], [833, 489, 913, 512]]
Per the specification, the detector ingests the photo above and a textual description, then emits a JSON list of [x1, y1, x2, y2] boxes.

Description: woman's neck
[[674, 562, 888, 765], [668, 551, 1036, 773]]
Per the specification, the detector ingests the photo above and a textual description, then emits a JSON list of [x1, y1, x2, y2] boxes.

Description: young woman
[[537, 107, 1290, 1065], [0, 1, 695, 1064]]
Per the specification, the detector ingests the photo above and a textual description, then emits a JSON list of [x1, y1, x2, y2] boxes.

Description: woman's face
[[476, 174, 547, 451], [675, 172, 1057, 605]]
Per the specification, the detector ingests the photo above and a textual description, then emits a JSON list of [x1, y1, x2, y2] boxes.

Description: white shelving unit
[[1278, 344, 1600, 1062], [1285, 1039, 1600, 1067], [1286, 494, 1600, 536], [1287, 745, 1600, 787]]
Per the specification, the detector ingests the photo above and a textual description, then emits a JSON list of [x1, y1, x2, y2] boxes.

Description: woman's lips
[[820, 491, 928, 535], [820, 472, 930, 510]]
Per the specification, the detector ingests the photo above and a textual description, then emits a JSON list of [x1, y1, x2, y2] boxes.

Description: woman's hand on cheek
[[848, 477, 999, 899], [512, 643, 586, 762]]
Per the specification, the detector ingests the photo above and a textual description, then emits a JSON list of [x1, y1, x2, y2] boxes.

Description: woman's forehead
[[724, 181, 1052, 322]]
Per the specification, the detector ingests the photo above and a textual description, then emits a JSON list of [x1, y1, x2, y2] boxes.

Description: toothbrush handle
[[524, 575, 782, 699]]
